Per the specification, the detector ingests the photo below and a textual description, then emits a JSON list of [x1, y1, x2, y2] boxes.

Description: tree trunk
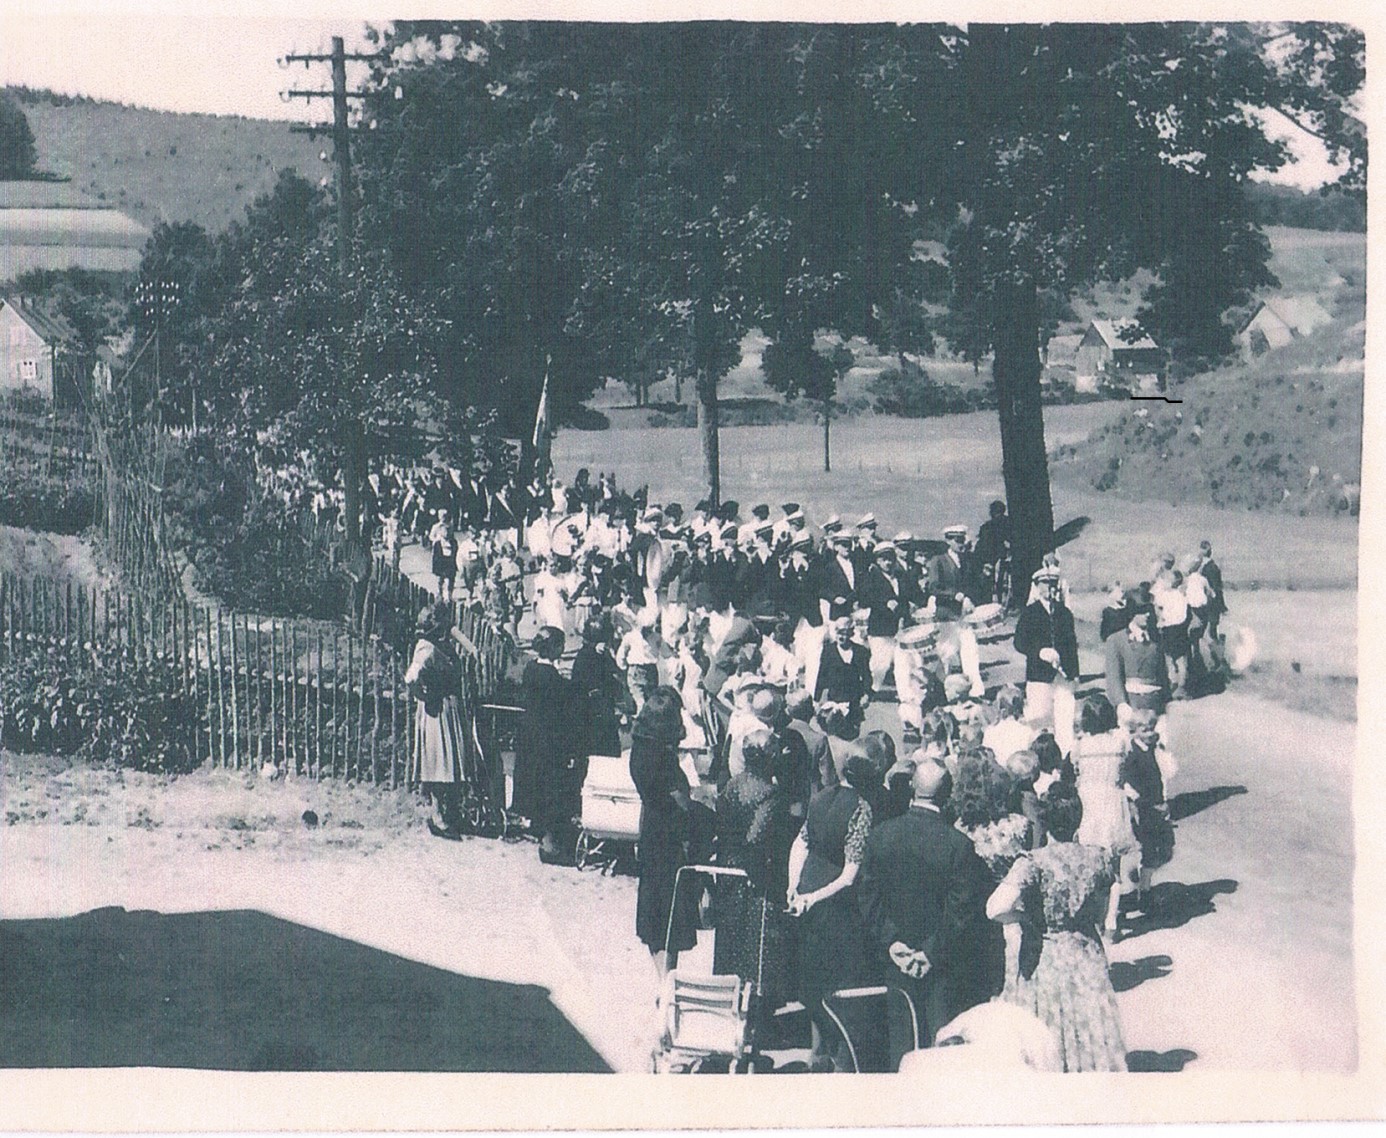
[[340, 416, 367, 547], [991, 276, 1055, 589], [696, 366, 720, 507], [674, 372, 682, 405], [823, 395, 831, 473]]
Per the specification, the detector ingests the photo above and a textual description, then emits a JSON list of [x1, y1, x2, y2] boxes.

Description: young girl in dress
[[1071, 694, 1139, 941]]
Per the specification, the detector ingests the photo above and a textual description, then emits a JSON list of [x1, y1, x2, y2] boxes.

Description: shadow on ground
[[1168, 784, 1248, 822], [1109, 954, 1173, 993], [0, 906, 610, 1072], [1127, 1048, 1198, 1072], [1123, 880, 1238, 939]]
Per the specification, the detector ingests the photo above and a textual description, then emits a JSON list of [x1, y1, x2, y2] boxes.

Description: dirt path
[[1107, 692, 1355, 1071]]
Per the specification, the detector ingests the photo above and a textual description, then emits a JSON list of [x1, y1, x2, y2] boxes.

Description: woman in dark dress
[[570, 612, 623, 757], [787, 746, 876, 1068], [512, 625, 584, 863], [714, 729, 798, 1022], [629, 686, 696, 981]]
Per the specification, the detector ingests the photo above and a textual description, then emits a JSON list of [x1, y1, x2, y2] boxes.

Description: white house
[[1237, 296, 1333, 358], [0, 295, 84, 404]]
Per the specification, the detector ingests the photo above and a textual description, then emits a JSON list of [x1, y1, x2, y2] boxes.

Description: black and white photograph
[[0, 1, 1378, 1127]]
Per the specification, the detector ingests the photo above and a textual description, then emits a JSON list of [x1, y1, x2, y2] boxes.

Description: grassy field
[[553, 403, 1359, 591], [15, 95, 323, 234]]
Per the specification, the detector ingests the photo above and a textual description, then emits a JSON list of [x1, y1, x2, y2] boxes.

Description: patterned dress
[[998, 842, 1127, 1072], [796, 785, 874, 1013]]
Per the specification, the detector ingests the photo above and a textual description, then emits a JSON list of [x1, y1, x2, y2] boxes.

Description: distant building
[[1074, 319, 1164, 393], [0, 181, 150, 279], [1042, 333, 1083, 386], [0, 295, 87, 405], [1236, 296, 1333, 358]]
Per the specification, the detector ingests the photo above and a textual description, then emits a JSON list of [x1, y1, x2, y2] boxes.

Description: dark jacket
[[857, 804, 1001, 1038], [1012, 600, 1080, 683], [860, 565, 907, 638], [814, 638, 872, 707]]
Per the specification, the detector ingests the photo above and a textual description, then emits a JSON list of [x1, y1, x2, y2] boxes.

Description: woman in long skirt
[[404, 603, 471, 838], [987, 782, 1127, 1072]]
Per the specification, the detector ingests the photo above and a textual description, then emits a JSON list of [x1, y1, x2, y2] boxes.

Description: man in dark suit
[[857, 758, 1001, 1046]]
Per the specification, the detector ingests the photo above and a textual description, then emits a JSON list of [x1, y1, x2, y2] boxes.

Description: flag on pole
[[532, 355, 552, 452]]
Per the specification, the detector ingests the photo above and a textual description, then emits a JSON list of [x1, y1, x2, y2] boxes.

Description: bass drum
[[548, 511, 588, 558]]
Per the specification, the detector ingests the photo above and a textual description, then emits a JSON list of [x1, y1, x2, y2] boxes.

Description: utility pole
[[281, 37, 384, 550]]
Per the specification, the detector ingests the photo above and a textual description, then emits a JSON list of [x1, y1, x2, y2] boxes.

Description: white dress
[[1074, 729, 1136, 857]]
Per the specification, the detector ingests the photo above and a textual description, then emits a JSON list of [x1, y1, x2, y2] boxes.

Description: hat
[[874, 540, 897, 556], [751, 503, 771, 521], [894, 531, 914, 545], [781, 502, 801, 516], [942, 523, 968, 537], [642, 506, 663, 522], [857, 513, 877, 530], [664, 502, 684, 520], [716, 499, 740, 522], [719, 523, 739, 542], [1032, 564, 1061, 583], [821, 515, 843, 534]]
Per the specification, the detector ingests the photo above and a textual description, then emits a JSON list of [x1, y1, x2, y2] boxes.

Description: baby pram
[[653, 864, 766, 1074], [576, 751, 642, 871]]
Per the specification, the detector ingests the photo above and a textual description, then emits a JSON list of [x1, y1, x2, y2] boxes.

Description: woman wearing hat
[[404, 603, 470, 839]]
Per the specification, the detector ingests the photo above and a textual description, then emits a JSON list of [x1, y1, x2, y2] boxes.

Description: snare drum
[[897, 621, 939, 662], [967, 602, 1006, 632]]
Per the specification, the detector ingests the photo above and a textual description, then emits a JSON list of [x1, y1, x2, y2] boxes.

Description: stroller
[[653, 864, 768, 1074], [576, 752, 642, 871]]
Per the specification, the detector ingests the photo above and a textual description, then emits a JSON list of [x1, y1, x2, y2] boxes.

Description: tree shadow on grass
[[1123, 880, 1238, 939], [1127, 1048, 1197, 1072], [1053, 516, 1092, 548], [1109, 954, 1173, 993], [1168, 784, 1248, 822], [0, 906, 610, 1072]]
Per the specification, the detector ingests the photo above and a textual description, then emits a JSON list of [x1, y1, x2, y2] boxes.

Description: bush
[[869, 365, 990, 417], [0, 464, 95, 533], [0, 642, 198, 773], [187, 500, 347, 620]]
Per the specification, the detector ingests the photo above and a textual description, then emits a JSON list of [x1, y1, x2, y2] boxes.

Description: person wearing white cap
[[926, 525, 986, 698], [1012, 563, 1080, 760]]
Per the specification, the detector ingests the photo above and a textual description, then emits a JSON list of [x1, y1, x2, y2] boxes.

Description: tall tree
[[929, 22, 1364, 583], [0, 95, 37, 180]]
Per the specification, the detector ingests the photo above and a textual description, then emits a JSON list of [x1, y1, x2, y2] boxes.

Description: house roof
[[0, 207, 150, 248], [1257, 296, 1333, 337], [1088, 319, 1158, 351], [1, 297, 81, 346]]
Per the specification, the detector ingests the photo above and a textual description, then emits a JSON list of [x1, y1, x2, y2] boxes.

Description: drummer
[[862, 540, 908, 691], [895, 620, 941, 747], [926, 524, 987, 699]]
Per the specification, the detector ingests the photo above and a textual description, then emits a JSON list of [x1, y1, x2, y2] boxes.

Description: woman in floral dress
[[986, 783, 1128, 1072]]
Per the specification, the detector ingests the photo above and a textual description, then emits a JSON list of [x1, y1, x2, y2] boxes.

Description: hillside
[[8, 91, 323, 234]]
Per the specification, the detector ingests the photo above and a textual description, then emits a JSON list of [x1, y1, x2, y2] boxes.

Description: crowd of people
[[401, 466, 1230, 1073]]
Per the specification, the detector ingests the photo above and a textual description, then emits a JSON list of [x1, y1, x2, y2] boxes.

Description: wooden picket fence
[[0, 566, 507, 787]]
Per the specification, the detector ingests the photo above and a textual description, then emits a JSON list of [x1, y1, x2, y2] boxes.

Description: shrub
[[0, 641, 198, 773], [0, 462, 95, 533], [868, 365, 989, 417], [187, 500, 347, 620]]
